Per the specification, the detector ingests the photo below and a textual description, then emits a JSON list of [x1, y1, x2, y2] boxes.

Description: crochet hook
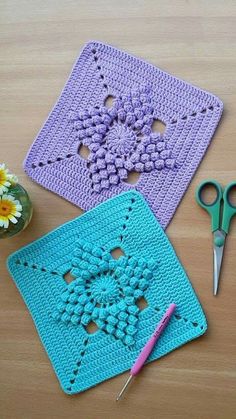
[[116, 303, 176, 401]]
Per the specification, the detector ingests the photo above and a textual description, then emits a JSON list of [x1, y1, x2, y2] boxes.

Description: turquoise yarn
[[51, 239, 153, 347], [7, 191, 207, 394]]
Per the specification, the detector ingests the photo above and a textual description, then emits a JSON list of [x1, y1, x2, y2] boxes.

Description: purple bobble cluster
[[73, 85, 153, 146], [131, 133, 176, 173], [72, 85, 176, 192]]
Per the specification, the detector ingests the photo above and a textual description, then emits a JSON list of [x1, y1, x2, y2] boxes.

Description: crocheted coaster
[[8, 191, 207, 394], [24, 41, 223, 228]]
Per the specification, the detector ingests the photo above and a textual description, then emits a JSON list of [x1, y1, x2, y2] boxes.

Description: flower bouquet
[[0, 164, 33, 239]]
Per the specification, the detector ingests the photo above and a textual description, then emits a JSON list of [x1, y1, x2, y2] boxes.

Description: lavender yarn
[[24, 41, 223, 228]]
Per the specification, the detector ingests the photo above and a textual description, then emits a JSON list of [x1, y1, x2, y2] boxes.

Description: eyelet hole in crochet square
[[104, 95, 115, 109], [124, 170, 141, 185], [136, 296, 148, 311], [110, 247, 125, 259], [63, 271, 76, 284], [86, 321, 98, 334], [78, 144, 90, 160], [151, 119, 166, 134]]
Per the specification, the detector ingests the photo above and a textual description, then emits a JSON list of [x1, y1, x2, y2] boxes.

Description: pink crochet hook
[[116, 303, 176, 401]]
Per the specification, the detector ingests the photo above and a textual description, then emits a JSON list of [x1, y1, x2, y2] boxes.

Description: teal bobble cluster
[[52, 239, 155, 346]]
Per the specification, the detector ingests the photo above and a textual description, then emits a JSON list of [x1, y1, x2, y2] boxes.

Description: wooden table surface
[[1, 1, 236, 418]]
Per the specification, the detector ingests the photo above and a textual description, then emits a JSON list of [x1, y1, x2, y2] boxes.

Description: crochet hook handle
[[116, 303, 176, 401], [131, 303, 176, 376]]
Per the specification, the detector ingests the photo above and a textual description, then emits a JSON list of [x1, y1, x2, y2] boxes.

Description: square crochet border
[[23, 41, 223, 228], [8, 191, 207, 394]]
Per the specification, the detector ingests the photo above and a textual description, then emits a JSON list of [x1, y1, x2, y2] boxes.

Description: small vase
[[0, 184, 33, 239]]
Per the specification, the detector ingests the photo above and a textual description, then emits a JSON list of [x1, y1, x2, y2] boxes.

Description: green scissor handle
[[195, 179, 223, 232], [222, 181, 236, 233]]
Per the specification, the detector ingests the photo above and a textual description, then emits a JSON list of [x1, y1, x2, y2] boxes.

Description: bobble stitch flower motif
[[70, 86, 176, 192], [52, 240, 156, 346]]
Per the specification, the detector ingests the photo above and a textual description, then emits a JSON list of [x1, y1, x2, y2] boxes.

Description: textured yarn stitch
[[24, 41, 223, 228], [8, 191, 207, 395]]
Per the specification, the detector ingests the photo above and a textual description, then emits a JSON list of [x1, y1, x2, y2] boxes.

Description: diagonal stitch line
[[67, 337, 90, 392], [30, 153, 76, 169], [170, 104, 219, 124], [91, 46, 109, 92], [15, 259, 59, 275], [119, 196, 136, 243]]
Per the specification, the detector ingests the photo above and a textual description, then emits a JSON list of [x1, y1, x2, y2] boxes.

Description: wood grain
[[0, 1, 236, 418]]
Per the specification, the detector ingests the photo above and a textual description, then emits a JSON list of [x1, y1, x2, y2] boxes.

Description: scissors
[[195, 180, 236, 295]]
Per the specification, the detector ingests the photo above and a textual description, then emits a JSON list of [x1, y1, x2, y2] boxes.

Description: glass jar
[[0, 184, 33, 239]]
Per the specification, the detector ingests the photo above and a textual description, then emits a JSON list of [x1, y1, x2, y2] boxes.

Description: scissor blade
[[213, 231, 226, 296]]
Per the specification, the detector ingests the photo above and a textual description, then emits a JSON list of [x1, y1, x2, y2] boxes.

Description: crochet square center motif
[[52, 240, 155, 346], [71, 86, 176, 192]]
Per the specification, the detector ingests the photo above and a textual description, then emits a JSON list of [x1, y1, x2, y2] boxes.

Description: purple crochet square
[[24, 41, 223, 228]]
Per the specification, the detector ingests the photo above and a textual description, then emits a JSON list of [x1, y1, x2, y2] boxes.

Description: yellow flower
[[0, 163, 18, 194], [0, 194, 22, 229]]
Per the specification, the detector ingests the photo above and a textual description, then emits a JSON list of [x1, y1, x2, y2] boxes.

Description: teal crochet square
[[7, 191, 207, 394]]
